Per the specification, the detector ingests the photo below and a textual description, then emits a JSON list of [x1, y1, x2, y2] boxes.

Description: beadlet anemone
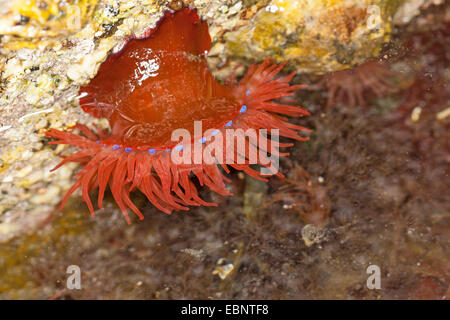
[[46, 8, 310, 223]]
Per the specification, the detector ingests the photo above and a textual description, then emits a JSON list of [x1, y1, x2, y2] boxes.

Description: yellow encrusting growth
[[223, 0, 404, 73], [2, 0, 99, 39]]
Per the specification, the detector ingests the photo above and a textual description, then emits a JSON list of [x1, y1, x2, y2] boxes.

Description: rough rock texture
[[393, 0, 444, 24], [0, 0, 169, 241], [0, 0, 448, 300]]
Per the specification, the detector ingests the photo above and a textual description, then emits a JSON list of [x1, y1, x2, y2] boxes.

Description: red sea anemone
[[46, 8, 310, 223], [318, 60, 399, 109]]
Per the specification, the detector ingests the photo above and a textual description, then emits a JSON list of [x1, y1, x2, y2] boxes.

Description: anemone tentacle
[[46, 59, 309, 223]]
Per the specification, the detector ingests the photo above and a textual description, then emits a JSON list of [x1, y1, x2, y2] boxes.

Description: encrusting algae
[[220, 0, 405, 74]]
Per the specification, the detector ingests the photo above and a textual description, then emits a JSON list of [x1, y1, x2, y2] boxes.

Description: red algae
[[46, 8, 310, 223]]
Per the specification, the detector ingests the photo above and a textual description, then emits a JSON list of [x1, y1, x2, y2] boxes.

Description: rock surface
[[0, 0, 448, 300]]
